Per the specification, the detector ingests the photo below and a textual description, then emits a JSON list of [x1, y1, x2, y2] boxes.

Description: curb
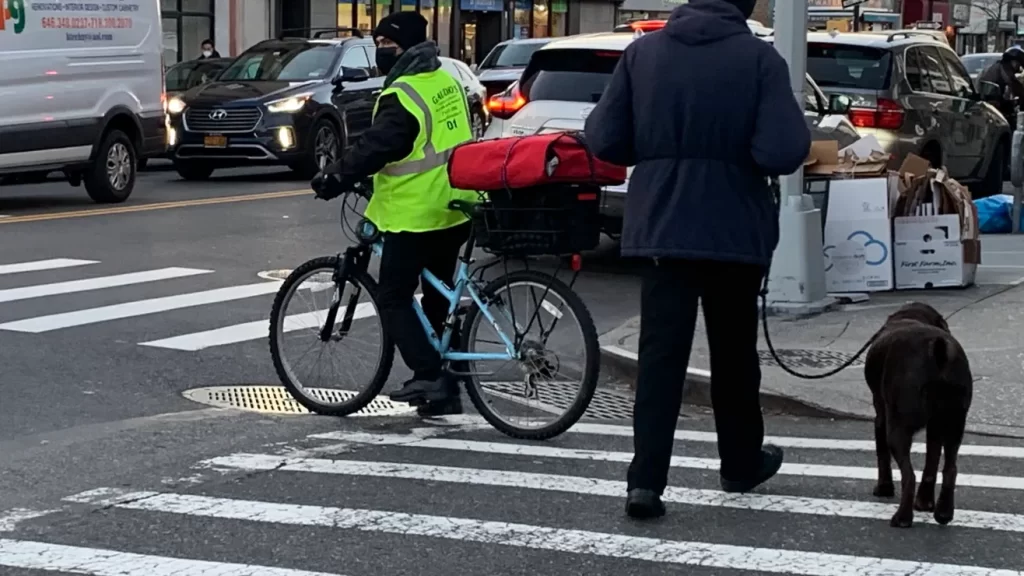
[[598, 345, 869, 421]]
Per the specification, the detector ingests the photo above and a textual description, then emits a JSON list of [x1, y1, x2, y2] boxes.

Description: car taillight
[[487, 86, 527, 120], [848, 98, 904, 130]]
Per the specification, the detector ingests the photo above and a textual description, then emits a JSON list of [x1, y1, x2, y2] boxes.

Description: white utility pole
[[766, 0, 831, 312]]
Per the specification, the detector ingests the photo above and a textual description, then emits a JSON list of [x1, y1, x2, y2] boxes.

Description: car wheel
[[175, 161, 215, 181], [84, 130, 136, 204], [471, 106, 486, 140], [294, 120, 339, 179], [977, 139, 1006, 199]]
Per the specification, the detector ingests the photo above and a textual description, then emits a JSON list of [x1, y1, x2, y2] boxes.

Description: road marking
[[600, 344, 713, 379], [0, 538, 344, 575], [0, 281, 282, 333], [200, 454, 1024, 533], [0, 509, 55, 532], [0, 258, 98, 276], [140, 303, 376, 351], [61, 489, 1024, 576], [0, 267, 211, 304], [309, 431, 1024, 491], [425, 415, 1024, 459], [0, 189, 308, 225]]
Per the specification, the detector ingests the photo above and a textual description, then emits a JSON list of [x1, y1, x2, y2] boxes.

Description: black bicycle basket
[[471, 183, 603, 256]]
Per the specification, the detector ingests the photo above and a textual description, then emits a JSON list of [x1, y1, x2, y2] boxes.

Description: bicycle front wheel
[[461, 269, 600, 440], [269, 256, 394, 416]]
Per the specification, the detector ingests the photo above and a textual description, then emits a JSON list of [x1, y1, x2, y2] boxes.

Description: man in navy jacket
[[584, 0, 811, 519]]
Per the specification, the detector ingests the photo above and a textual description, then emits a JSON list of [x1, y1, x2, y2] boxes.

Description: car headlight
[[266, 93, 313, 113], [167, 97, 186, 114]]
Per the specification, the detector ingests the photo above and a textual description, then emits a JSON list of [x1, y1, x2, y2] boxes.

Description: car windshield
[[218, 44, 337, 81], [961, 54, 999, 76], [481, 42, 548, 69], [807, 43, 892, 89], [521, 49, 620, 103]]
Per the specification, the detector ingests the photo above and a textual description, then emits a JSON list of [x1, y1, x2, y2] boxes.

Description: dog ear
[[931, 336, 949, 369]]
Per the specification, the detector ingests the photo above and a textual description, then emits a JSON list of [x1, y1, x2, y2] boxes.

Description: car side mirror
[[334, 66, 370, 86], [828, 94, 852, 115]]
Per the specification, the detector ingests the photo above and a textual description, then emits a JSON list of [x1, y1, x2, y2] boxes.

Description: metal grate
[[184, 107, 262, 133], [182, 386, 415, 416], [481, 380, 634, 421], [757, 348, 864, 369]]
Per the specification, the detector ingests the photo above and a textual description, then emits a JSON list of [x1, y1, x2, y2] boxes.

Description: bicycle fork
[[319, 246, 370, 342]]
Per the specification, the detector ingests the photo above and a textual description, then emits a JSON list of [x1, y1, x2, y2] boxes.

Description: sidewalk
[[599, 234, 1024, 438]]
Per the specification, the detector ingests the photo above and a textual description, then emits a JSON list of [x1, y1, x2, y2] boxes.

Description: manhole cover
[[183, 386, 415, 416], [258, 269, 291, 282], [481, 381, 634, 420], [757, 349, 864, 369]]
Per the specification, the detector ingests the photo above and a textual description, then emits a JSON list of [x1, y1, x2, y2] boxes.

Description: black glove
[[311, 171, 342, 200]]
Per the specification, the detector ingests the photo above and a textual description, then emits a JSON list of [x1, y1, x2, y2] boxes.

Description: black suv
[[165, 29, 382, 180]]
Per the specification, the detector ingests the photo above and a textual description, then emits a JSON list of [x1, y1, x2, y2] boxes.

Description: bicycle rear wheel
[[269, 256, 394, 416], [461, 269, 599, 440]]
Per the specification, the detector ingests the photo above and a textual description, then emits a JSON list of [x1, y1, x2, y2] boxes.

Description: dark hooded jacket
[[324, 42, 442, 182], [583, 0, 811, 266]]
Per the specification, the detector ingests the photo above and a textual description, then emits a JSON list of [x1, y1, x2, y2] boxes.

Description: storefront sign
[[460, 0, 503, 11], [949, 0, 971, 27]]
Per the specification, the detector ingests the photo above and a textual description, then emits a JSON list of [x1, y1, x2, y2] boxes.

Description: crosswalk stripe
[[139, 303, 376, 351], [0, 509, 54, 532], [0, 258, 98, 276], [0, 267, 211, 304], [309, 431, 1024, 491], [0, 538, 345, 575], [62, 489, 1024, 576], [432, 415, 1024, 459], [200, 454, 1024, 533], [0, 281, 282, 333]]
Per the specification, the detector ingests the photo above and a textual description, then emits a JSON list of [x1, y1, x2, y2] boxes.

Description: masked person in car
[[584, 0, 811, 519], [980, 45, 1024, 129], [311, 12, 477, 417]]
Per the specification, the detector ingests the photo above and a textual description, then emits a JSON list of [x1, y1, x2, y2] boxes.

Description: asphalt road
[[3, 410, 1024, 575], [4, 166, 1024, 574]]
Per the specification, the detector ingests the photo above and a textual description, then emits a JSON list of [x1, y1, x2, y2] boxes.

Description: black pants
[[626, 258, 767, 494], [377, 222, 471, 381]]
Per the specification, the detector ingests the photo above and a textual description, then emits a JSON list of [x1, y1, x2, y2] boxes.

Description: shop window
[[550, 0, 567, 36], [422, 0, 436, 39], [513, 0, 531, 39], [436, 0, 452, 56], [161, 0, 215, 64], [376, 0, 393, 29], [401, 0, 417, 11], [532, 0, 547, 38]]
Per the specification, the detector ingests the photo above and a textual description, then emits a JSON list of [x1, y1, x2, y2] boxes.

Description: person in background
[[979, 45, 1024, 130], [199, 39, 221, 59], [583, 0, 811, 519]]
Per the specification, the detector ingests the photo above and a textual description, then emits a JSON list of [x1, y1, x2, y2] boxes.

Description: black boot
[[389, 377, 451, 403], [416, 395, 463, 417], [720, 444, 784, 494], [625, 489, 666, 519]]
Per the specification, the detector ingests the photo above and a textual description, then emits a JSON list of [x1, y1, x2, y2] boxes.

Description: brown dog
[[864, 302, 973, 528]]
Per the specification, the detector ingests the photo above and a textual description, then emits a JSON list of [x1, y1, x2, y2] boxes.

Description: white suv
[[483, 30, 859, 236]]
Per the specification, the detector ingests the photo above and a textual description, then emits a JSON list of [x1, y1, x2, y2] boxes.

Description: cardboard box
[[822, 177, 893, 292], [891, 167, 981, 290], [805, 137, 890, 178]]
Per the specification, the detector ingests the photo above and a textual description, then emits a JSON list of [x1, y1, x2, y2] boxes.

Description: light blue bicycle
[[269, 180, 600, 440]]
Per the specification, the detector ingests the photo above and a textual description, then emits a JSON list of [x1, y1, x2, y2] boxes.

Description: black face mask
[[376, 47, 400, 75]]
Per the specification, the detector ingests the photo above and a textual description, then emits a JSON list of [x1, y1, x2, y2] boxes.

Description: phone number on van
[[40, 16, 133, 29]]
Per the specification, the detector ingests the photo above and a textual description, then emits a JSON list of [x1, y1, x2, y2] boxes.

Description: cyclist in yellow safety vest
[[312, 11, 477, 417]]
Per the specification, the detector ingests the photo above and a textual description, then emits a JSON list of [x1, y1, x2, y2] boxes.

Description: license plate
[[204, 135, 227, 148]]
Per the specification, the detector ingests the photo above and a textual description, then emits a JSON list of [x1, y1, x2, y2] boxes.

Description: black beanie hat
[[373, 11, 428, 51], [720, 0, 755, 19]]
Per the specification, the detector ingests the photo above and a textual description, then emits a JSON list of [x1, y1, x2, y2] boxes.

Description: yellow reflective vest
[[365, 69, 478, 233]]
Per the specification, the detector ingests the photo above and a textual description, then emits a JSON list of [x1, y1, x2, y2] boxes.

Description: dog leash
[[760, 179, 879, 379]]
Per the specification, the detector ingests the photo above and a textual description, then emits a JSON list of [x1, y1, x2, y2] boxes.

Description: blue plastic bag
[[975, 194, 1014, 233]]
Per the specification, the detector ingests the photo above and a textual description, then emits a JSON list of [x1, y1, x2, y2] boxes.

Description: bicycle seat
[[448, 199, 477, 215]]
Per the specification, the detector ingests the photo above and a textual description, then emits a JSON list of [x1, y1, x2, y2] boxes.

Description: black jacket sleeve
[[584, 48, 636, 167], [322, 93, 419, 180]]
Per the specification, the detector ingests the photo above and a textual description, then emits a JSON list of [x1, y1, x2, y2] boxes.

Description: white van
[[0, 0, 165, 202]]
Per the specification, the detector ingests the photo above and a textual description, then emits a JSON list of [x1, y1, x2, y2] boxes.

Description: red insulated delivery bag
[[447, 131, 627, 191]]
